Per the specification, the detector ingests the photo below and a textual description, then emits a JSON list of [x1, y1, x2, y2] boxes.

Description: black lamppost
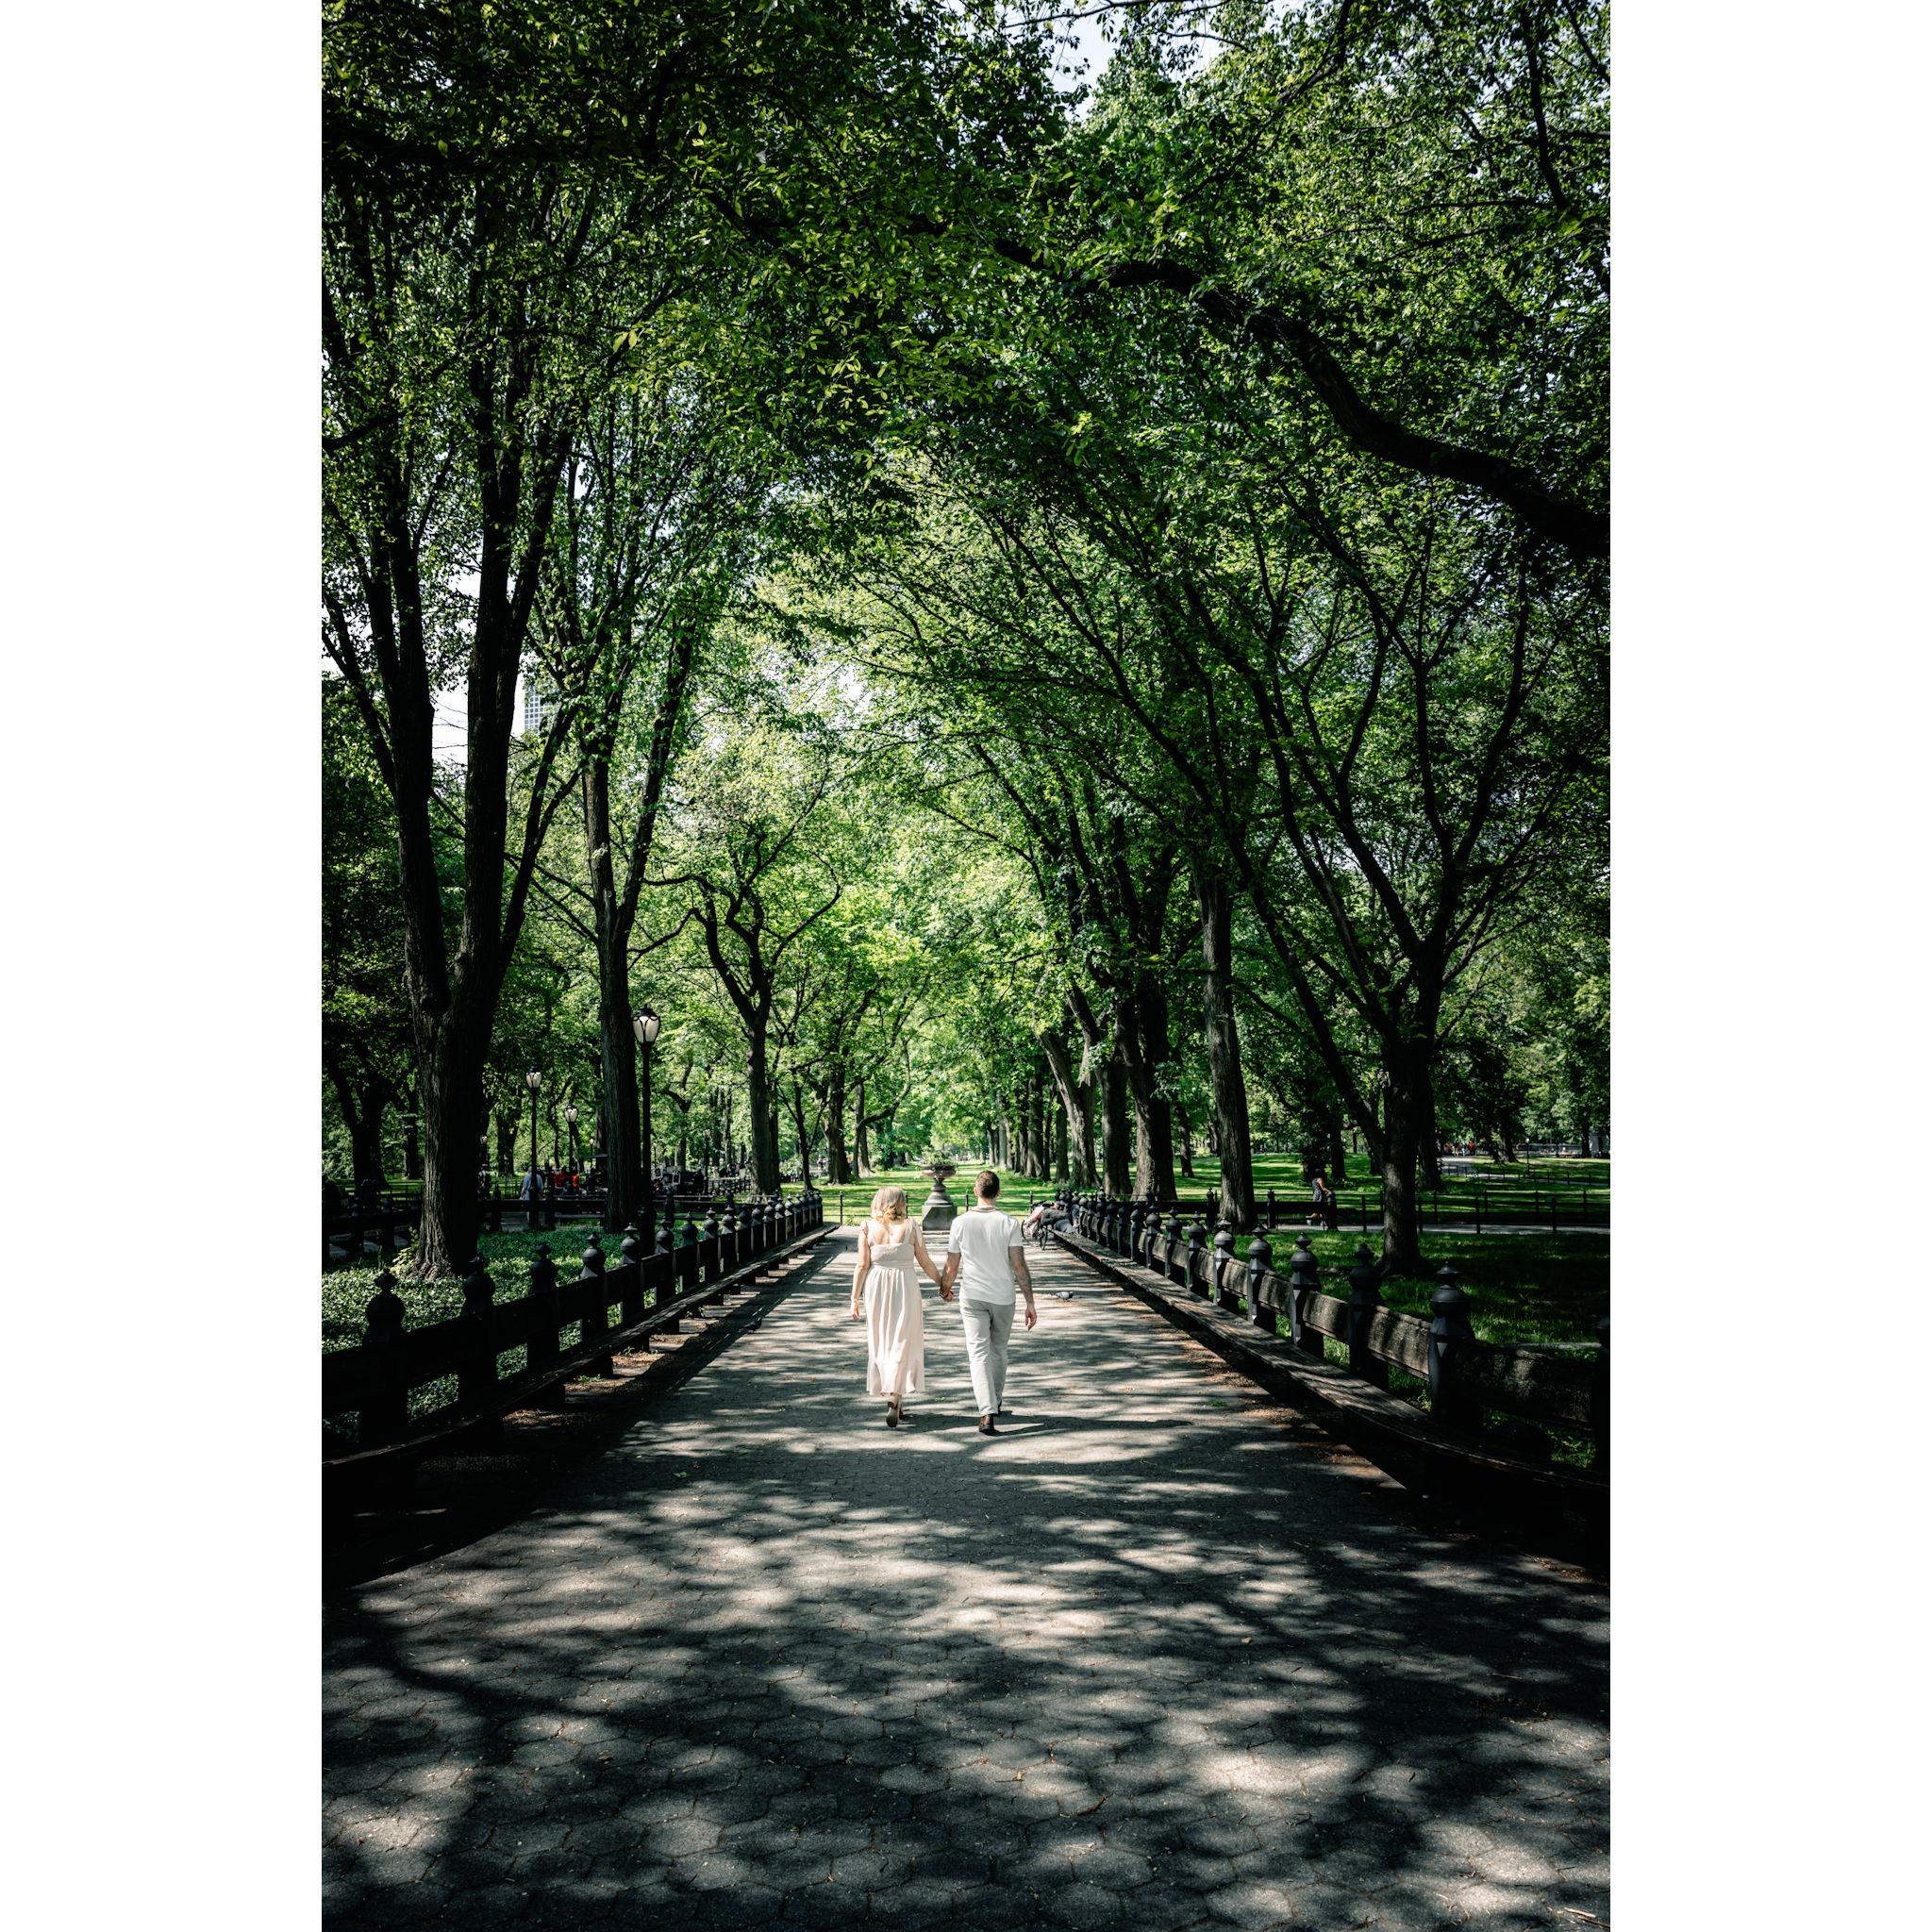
[[525, 1067, 543, 1226], [634, 1005, 660, 1229], [565, 1102, 580, 1179]]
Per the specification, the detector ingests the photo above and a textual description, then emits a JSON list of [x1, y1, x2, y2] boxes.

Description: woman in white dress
[[849, 1185, 946, 1426]]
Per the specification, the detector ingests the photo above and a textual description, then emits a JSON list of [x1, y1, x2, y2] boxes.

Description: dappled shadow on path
[[325, 1236, 1607, 1932]]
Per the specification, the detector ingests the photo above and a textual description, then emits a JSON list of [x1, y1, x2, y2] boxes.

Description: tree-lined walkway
[[325, 1232, 1607, 1930]]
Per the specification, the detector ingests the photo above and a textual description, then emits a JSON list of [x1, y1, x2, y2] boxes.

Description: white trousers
[[959, 1300, 1015, 1416]]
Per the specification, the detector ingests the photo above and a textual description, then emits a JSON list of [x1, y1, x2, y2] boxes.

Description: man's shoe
[[978, 1417, 997, 1435]]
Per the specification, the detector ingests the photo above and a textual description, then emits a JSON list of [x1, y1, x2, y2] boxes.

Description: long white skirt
[[864, 1262, 925, 1397]]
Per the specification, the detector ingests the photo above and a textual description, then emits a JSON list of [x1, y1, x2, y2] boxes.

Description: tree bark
[[1099, 1046, 1131, 1194], [1039, 1028, 1095, 1187], [327, 1061, 391, 1191], [585, 758, 641, 1230], [1195, 862, 1257, 1231], [1325, 1118, 1348, 1192], [1418, 1062, 1442, 1191], [746, 1031, 778, 1191], [787, 1076, 816, 1180], [1118, 985, 1176, 1201], [1378, 1051, 1430, 1274], [824, 1066, 853, 1183], [853, 1077, 873, 1175]]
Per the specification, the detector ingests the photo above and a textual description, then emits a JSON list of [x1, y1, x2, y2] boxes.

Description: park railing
[[1062, 1190, 1607, 1477], [323, 1191, 826, 1470], [325, 1190, 798, 1270], [1243, 1175, 1609, 1237]]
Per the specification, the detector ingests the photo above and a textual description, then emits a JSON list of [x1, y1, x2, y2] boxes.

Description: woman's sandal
[[886, 1401, 902, 1427]]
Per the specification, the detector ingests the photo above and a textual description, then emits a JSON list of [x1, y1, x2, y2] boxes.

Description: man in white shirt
[[940, 1169, 1038, 1435]]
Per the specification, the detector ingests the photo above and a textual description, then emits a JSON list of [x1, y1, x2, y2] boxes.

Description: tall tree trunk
[[854, 1077, 873, 1175], [746, 1030, 778, 1191], [790, 1079, 813, 1180], [327, 1065, 390, 1192], [1418, 1062, 1442, 1191], [1196, 859, 1258, 1231], [1099, 1047, 1131, 1194], [1378, 1046, 1431, 1274], [584, 762, 641, 1230], [351, 1090, 384, 1190], [1039, 1030, 1095, 1187], [1325, 1117, 1347, 1191], [1118, 985, 1177, 1201], [824, 1066, 852, 1184], [1175, 1101, 1194, 1179], [416, 1010, 491, 1275]]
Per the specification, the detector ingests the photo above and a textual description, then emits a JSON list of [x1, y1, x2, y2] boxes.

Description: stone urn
[[918, 1160, 958, 1237]]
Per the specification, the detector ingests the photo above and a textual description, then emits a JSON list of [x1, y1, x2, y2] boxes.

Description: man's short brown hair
[[975, 1169, 1001, 1200]]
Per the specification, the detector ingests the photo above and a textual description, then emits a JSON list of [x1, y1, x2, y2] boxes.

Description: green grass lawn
[[324, 1223, 593, 1351], [1272, 1228, 1608, 1347]]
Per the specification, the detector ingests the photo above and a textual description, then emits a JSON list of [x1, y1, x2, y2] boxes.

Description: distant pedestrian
[[1308, 1171, 1339, 1229]]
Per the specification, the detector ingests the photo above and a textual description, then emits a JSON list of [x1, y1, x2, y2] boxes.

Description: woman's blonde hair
[[869, 1185, 909, 1227]]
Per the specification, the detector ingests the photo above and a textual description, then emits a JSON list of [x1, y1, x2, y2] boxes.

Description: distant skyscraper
[[522, 677, 556, 737]]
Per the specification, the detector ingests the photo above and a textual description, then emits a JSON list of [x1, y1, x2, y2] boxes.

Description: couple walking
[[848, 1170, 1038, 1435]]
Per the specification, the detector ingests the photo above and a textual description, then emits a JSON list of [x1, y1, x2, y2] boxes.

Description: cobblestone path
[[325, 1232, 1608, 1931]]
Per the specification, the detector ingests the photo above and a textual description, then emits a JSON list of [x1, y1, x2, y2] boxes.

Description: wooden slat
[[400, 1315, 466, 1383], [1302, 1293, 1348, 1341], [1365, 1307, 1432, 1379], [1458, 1343, 1595, 1424], [487, 1293, 542, 1347], [322, 1347, 365, 1413]]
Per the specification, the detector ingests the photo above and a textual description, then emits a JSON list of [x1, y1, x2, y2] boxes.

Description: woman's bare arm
[[910, 1223, 945, 1287], [850, 1223, 872, 1318]]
